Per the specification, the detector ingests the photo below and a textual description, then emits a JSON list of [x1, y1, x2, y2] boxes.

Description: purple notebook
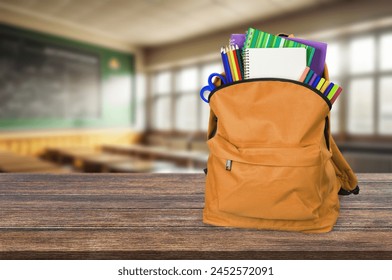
[[284, 37, 327, 76], [230, 34, 246, 49]]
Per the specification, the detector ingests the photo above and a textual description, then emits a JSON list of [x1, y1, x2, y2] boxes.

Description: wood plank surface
[[0, 173, 391, 259]]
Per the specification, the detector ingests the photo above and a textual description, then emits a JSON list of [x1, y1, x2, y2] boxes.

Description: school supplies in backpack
[[243, 27, 316, 66], [299, 67, 342, 104], [201, 32, 359, 233], [243, 48, 306, 80]]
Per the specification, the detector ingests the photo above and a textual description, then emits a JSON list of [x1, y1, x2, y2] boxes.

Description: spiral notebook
[[243, 48, 306, 80], [243, 27, 315, 66]]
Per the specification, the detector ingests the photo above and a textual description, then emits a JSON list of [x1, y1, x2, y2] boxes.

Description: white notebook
[[243, 48, 306, 80]]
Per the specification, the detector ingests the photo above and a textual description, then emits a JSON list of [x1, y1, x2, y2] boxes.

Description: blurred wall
[[144, 0, 392, 69]]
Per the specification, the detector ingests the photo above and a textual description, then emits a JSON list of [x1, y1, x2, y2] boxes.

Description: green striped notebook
[[243, 27, 315, 67]]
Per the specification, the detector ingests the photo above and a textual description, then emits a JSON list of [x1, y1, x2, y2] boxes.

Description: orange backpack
[[203, 64, 359, 233]]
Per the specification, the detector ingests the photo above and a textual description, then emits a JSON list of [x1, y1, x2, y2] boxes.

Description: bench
[[74, 153, 137, 172], [0, 173, 390, 259]]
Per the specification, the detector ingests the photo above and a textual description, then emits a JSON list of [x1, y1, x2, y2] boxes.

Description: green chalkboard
[[0, 24, 134, 130]]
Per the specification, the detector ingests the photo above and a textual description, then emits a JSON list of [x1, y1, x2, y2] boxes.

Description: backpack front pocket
[[207, 135, 323, 221]]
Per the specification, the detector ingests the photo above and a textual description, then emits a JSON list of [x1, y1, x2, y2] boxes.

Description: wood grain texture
[[0, 173, 391, 259]]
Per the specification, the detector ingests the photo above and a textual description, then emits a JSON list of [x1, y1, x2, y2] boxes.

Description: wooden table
[[0, 173, 391, 259]]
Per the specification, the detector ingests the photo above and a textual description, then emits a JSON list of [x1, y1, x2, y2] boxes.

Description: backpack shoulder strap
[[330, 136, 360, 195], [323, 64, 359, 195]]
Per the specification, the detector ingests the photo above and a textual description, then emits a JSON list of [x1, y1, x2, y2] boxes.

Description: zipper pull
[[225, 160, 232, 171]]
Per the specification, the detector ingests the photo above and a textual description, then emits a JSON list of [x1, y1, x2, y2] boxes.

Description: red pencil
[[330, 87, 342, 104], [230, 45, 242, 80]]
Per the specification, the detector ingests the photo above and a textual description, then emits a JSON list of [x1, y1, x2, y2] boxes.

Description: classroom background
[[0, 0, 392, 174]]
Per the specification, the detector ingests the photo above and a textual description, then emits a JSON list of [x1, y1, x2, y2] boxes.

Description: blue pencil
[[221, 47, 232, 83], [312, 76, 321, 88], [323, 83, 334, 96]]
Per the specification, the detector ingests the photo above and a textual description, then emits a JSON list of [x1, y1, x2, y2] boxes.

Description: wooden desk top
[[0, 173, 391, 260]]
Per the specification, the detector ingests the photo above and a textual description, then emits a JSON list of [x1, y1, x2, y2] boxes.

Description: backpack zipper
[[207, 78, 332, 110], [225, 160, 232, 171]]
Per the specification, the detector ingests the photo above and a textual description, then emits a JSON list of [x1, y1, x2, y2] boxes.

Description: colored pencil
[[234, 45, 244, 79], [221, 47, 232, 83], [299, 67, 310, 82], [320, 81, 330, 93], [226, 46, 238, 81], [304, 69, 314, 84], [330, 87, 342, 104], [308, 73, 317, 85], [312, 76, 321, 87], [316, 78, 326, 90], [323, 83, 334, 96], [327, 84, 340, 100], [230, 45, 240, 81]]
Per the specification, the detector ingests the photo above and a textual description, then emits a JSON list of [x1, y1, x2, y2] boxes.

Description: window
[[326, 30, 392, 137], [379, 76, 392, 134], [175, 66, 198, 131], [348, 36, 375, 74], [379, 32, 392, 135], [347, 78, 374, 134], [149, 61, 222, 133], [152, 71, 172, 130], [380, 33, 392, 71], [326, 43, 342, 76]]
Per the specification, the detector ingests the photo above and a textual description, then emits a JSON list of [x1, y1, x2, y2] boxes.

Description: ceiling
[[0, 0, 336, 47]]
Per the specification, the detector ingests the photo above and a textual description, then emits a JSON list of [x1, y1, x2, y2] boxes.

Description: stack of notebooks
[[243, 27, 315, 67], [219, 27, 341, 104]]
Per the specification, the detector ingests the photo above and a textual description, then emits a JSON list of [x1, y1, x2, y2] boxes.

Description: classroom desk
[[44, 147, 98, 164], [74, 154, 135, 172], [102, 144, 208, 168], [0, 161, 64, 173], [0, 152, 67, 173], [0, 173, 390, 259]]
